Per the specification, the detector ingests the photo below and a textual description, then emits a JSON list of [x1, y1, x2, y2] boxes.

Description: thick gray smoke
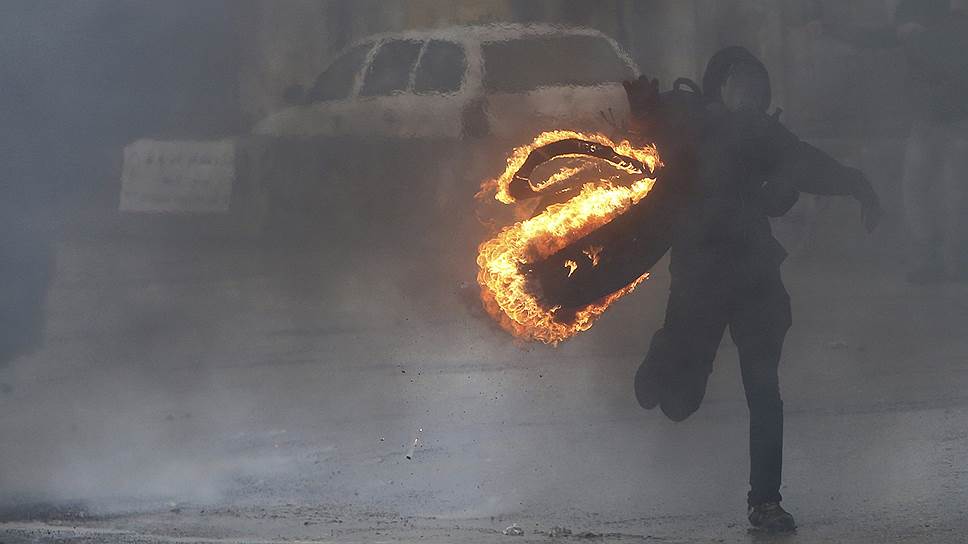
[[0, 2, 965, 542]]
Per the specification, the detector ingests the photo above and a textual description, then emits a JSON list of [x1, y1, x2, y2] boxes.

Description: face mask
[[721, 66, 770, 112]]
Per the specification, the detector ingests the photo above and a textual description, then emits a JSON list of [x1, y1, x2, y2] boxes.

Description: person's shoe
[[748, 502, 796, 533], [634, 358, 662, 410], [635, 356, 708, 421], [659, 365, 708, 422]]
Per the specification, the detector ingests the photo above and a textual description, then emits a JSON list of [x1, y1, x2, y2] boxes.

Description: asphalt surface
[[1, 228, 967, 543]]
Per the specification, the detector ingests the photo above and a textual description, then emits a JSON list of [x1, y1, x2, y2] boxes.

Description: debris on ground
[[548, 526, 572, 538], [503, 524, 524, 536], [405, 428, 423, 460], [575, 531, 621, 539]]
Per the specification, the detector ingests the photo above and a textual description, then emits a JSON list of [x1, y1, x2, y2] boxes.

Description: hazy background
[[1, 1, 965, 540]]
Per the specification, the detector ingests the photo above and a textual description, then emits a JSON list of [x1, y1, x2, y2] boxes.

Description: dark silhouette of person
[[626, 47, 880, 532], [813, 0, 968, 282]]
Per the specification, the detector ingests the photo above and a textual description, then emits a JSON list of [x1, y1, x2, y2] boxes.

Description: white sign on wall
[[119, 139, 235, 213]]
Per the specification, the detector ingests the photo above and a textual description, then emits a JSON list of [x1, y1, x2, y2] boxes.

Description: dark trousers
[[641, 264, 791, 506]]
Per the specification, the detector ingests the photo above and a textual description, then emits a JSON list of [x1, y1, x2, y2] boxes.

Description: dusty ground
[[1, 225, 967, 543]]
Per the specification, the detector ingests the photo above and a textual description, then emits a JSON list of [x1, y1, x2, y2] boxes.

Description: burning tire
[[475, 131, 673, 345]]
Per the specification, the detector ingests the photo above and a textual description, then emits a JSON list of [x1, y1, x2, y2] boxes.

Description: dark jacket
[[668, 102, 871, 281], [533, 77, 873, 309]]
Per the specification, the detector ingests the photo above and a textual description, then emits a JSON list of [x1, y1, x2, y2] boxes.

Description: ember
[[476, 131, 662, 345], [583, 245, 604, 267]]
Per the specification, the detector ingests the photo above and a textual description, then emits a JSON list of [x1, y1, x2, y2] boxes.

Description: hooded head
[[702, 46, 771, 113]]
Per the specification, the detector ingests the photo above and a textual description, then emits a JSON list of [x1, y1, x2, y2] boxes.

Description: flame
[[564, 259, 578, 277], [490, 130, 660, 204], [583, 245, 604, 267], [476, 131, 661, 345]]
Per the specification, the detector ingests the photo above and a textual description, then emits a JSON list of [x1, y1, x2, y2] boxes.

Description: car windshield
[[307, 43, 372, 103], [360, 39, 423, 97], [483, 35, 633, 93]]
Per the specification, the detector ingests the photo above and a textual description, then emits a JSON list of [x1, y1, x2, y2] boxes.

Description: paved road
[[1, 237, 966, 543]]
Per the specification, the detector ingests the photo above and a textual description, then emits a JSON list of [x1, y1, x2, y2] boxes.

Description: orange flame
[[583, 245, 604, 267], [476, 131, 661, 345]]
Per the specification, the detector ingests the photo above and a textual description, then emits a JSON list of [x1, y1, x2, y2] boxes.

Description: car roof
[[354, 23, 618, 47]]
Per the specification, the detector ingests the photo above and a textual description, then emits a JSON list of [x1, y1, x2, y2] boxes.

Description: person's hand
[[622, 75, 660, 119]]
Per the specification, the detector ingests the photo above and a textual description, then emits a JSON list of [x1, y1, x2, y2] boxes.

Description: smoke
[[0, 2, 964, 538]]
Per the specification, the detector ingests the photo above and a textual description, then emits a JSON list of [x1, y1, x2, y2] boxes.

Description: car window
[[414, 41, 467, 94], [307, 43, 372, 103], [483, 35, 634, 93], [360, 40, 423, 97]]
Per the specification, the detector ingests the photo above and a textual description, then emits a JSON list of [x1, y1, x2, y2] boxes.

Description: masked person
[[814, 0, 968, 282], [625, 47, 881, 532]]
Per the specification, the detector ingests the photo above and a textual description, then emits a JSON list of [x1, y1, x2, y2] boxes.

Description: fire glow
[[476, 131, 662, 345]]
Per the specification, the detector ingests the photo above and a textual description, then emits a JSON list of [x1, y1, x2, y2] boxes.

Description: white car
[[253, 24, 640, 141]]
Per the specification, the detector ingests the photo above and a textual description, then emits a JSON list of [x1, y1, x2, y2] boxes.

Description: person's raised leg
[[635, 278, 728, 422]]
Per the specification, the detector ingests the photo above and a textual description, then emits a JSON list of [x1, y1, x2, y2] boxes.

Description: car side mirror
[[283, 84, 306, 106]]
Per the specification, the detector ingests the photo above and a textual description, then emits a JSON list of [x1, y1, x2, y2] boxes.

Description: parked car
[[253, 24, 640, 141]]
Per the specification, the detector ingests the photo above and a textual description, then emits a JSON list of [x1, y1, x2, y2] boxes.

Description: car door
[[481, 34, 637, 140]]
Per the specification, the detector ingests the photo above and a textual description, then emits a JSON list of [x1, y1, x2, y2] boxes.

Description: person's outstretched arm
[[763, 119, 882, 232]]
